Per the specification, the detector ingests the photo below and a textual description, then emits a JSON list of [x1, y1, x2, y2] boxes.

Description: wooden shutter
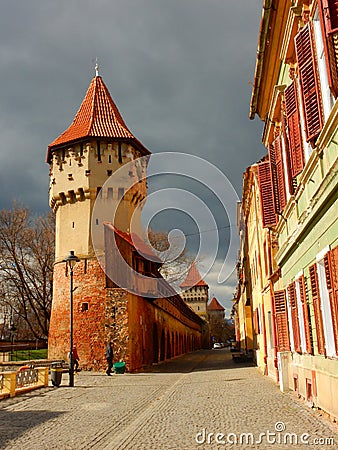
[[298, 275, 313, 354], [324, 247, 338, 354], [274, 290, 290, 352], [281, 115, 295, 195], [288, 282, 301, 353], [257, 161, 277, 228], [318, 0, 338, 97], [309, 264, 326, 355], [324, 0, 338, 30], [253, 308, 260, 334], [268, 137, 287, 213], [284, 82, 305, 177], [295, 24, 324, 141]]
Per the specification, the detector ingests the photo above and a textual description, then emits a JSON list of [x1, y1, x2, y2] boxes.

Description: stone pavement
[[0, 349, 337, 449]]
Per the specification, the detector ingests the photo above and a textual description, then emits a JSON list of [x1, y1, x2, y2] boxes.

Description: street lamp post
[[9, 322, 16, 361], [63, 250, 79, 387]]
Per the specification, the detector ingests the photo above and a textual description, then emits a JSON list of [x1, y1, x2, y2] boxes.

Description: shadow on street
[[144, 348, 254, 374]]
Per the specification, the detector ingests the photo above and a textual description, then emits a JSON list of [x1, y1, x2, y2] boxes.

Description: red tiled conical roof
[[207, 296, 225, 311], [180, 262, 208, 288], [47, 75, 150, 161]]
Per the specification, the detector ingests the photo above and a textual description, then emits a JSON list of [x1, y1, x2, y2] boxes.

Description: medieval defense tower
[[180, 262, 209, 321], [47, 68, 204, 370], [47, 67, 150, 367]]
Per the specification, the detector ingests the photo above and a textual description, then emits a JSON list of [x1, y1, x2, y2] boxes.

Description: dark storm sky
[[0, 0, 266, 311]]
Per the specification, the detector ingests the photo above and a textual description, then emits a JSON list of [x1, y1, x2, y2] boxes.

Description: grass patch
[[10, 348, 48, 361]]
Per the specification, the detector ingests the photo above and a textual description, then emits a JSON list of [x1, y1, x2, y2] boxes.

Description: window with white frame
[[316, 259, 336, 357], [295, 276, 307, 353], [313, 7, 335, 121]]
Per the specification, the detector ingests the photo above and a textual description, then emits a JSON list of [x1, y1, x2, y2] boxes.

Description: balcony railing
[[0, 366, 48, 399]]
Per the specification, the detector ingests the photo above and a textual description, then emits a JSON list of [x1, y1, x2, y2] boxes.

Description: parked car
[[213, 342, 222, 349]]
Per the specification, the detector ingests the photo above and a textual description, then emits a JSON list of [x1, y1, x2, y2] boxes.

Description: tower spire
[[95, 57, 99, 77]]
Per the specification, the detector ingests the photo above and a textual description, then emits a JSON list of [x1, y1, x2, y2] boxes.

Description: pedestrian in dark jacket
[[72, 345, 80, 373], [105, 342, 113, 376]]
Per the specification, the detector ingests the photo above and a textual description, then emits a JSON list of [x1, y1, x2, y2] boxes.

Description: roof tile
[[180, 262, 208, 288], [47, 75, 150, 161], [207, 297, 225, 311]]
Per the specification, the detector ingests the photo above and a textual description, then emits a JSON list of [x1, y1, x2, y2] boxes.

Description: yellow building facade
[[236, 163, 279, 380], [238, 0, 338, 420]]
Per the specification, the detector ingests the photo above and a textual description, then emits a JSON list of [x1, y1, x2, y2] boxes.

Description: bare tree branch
[[0, 204, 54, 340], [147, 230, 195, 285]]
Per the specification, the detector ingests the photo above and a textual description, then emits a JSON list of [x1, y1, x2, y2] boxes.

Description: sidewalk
[[0, 350, 337, 449]]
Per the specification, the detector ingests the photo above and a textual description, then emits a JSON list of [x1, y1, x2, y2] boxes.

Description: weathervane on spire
[[95, 57, 100, 77]]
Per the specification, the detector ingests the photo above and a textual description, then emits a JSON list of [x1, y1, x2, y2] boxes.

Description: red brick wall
[[48, 258, 112, 371], [105, 288, 129, 367], [48, 256, 203, 372]]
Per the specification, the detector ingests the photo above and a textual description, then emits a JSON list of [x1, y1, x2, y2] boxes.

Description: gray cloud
[[0, 0, 265, 308]]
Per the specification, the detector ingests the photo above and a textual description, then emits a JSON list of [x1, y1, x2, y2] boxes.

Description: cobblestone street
[[0, 349, 337, 449]]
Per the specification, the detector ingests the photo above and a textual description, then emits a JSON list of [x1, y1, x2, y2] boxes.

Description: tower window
[[108, 154, 112, 164], [72, 222, 75, 228], [118, 142, 122, 164], [118, 188, 124, 200], [81, 302, 89, 312], [96, 218, 99, 225], [97, 140, 101, 162], [85, 170, 91, 176], [107, 170, 112, 177], [108, 187, 113, 199]]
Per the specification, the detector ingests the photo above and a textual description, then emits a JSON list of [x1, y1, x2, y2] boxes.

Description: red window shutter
[[274, 290, 290, 352], [268, 137, 287, 213], [295, 24, 324, 141], [318, 0, 338, 97], [309, 264, 326, 355], [325, 0, 338, 31], [332, 246, 338, 335], [324, 248, 338, 354], [257, 161, 277, 228], [298, 275, 313, 354], [253, 309, 259, 334], [288, 282, 301, 353], [284, 82, 305, 177], [281, 116, 295, 195]]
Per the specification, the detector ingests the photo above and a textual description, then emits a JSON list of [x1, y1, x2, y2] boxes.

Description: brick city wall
[[48, 257, 203, 373], [48, 258, 115, 371], [105, 288, 129, 367]]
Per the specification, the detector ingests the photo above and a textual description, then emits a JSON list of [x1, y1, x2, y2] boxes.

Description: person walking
[[105, 342, 113, 376], [72, 345, 80, 373], [68, 345, 80, 373]]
